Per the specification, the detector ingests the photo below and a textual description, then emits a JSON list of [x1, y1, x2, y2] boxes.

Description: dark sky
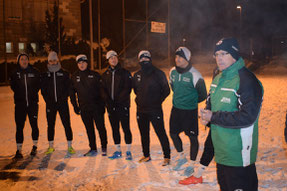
[[81, 0, 287, 60]]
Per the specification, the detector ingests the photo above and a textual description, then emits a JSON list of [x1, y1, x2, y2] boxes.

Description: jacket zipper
[[179, 74, 181, 81], [54, 72, 57, 102], [111, 70, 115, 100], [24, 74, 29, 107]]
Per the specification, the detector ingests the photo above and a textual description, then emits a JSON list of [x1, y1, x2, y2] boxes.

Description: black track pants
[[81, 109, 107, 150], [217, 163, 258, 191], [15, 103, 39, 143], [137, 110, 170, 159], [108, 106, 132, 145], [199, 129, 214, 166], [46, 101, 73, 141]]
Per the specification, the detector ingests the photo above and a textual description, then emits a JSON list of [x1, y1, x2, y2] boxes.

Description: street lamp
[[237, 5, 242, 46]]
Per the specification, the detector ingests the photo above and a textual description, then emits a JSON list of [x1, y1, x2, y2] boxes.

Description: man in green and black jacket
[[199, 37, 263, 191], [169, 47, 207, 177]]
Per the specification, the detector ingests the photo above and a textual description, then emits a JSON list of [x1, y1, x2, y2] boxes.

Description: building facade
[[0, 0, 82, 60]]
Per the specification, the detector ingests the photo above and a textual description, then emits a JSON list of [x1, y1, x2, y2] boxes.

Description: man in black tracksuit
[[41, 51, 75, 155], [10, 53, 40, 159], [70, 54, 107, 156], [132, 50, 171, 166], [102, 50, 133, 160]]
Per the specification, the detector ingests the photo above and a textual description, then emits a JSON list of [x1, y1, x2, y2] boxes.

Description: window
[[6, 42, 13, 53], [18, 43, 25, 53], [30, 43, 37, 53]]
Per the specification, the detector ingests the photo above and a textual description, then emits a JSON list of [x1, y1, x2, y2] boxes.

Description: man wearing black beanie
[[169, 47, 207, 178], [197, 37, 264, 191], [132, 50, 171, 166], [10, 53, 40, 159]]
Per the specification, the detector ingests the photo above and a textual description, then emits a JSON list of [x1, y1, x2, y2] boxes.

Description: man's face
[[175, 55, 189, 68], [214, 50, 236, 71], [48, 59, 58, 65], [19, 56, 29, 69], [77, 61, 88, 71], [108, 56, 118, 68]]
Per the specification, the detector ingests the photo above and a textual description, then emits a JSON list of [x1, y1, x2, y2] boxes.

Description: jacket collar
[[108, 64, 121, 71], [221, 57, 245, 78]]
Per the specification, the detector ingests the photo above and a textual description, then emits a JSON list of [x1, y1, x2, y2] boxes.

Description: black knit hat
[[17, 53, 29, 64], [214, 37, 240, 60]]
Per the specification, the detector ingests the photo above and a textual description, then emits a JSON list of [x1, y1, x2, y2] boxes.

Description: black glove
[[73, 106, 81, 115]]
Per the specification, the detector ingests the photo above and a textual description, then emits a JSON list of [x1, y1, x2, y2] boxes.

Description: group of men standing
[[10, 37, 264, 191]]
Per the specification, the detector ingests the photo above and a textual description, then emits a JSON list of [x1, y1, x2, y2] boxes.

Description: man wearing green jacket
[[196, 37, 263, 191], [169, 47, 207, 177]]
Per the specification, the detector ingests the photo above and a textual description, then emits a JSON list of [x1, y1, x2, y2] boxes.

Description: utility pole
[[122, 0, 126, 59], [3, 0, 8, 83], [89, 0, 94, 70], [98, 0, 101, 70], [168, 0, 171, 66], [57, 0, 61, 60], [237, 5, 242, 47], [145, 0, 148, 49]]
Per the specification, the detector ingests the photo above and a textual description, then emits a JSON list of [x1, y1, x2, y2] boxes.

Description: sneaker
[[138, 156, 151, 163], [162, 158, 170, 166], [108, 151, 122, 160], [173, 157, 187, 171], [102, 148, 107, 156], [179, 175, 203, 185], [13, 150, 23, 160], [126, 151, 132, 160], [183, 166, 194, 176], [84, 150, 97, 157], [44, 147, 55, 155], [30, 146, 37, 156], [68, 147, 76, 154]]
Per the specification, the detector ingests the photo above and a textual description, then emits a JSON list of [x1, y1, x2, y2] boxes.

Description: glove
[[73, 106, 81, 115]]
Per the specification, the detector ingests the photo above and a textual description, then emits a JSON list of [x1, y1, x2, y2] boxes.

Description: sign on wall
[[151, 21, 166, 33]]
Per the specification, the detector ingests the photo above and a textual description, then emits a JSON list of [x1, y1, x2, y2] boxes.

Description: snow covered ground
[[0, 61, 287, 191]]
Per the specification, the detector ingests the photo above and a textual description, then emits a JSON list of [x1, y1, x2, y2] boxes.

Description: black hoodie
[[70, 69, 105, 112], [9, 64, 40, 106], [101, 64, 132, 110], [132, 64, 170, 113], [41, 68, 71, 104]]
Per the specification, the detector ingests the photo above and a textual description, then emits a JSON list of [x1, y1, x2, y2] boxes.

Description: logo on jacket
[[182, 77, 190, 82], [170, 75, 175, 82], [88, 75, 94, 78], [220, 97, 231, 104], [28, 73, 35, 78], [76, 76, 80, 82], [57, 73, 64, 76], [136, 74, 141, 82]]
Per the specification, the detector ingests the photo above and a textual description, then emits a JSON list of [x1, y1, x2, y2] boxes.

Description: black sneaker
[[13, 150, 23, 160], [84, 150, 98, 157], [30, 146, 37, 156]]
